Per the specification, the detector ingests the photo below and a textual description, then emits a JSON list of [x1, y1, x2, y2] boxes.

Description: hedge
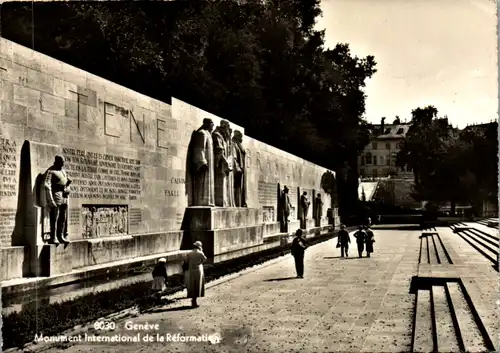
[[2, 231, 335, 349]]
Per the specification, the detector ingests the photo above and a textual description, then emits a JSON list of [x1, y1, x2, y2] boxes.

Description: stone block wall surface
[[0, 38, 336, 281]]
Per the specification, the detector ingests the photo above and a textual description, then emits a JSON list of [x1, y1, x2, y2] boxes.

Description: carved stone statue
[[226, 127, 236, 207], [42, 155, 72, 244], [212, 120, 235, 207], [232, 130, 247, 207], [186, 118, 215, 207], [279, 185, 293, 233], [300, 191, 310, 229], [314, 193, 323, 226]]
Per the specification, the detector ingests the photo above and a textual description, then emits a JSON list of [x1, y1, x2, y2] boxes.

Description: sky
[[316, 0, 498, 128]]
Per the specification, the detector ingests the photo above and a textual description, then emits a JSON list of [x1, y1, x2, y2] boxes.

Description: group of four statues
[[186, 118, 247, 208]]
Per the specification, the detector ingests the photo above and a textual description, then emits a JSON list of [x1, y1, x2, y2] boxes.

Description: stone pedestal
[[182, 206, 261, 230], [288, 220, 301, 234], [23, 141, 65, 276], [181, 207, 264, 263], [33, 244, 72, 277], [1, 246, 28, 280]]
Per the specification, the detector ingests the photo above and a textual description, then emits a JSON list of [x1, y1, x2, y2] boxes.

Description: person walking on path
[[337, 224, 351, 257], [291, 229, 308, 278], [364, 225, 375, 257], [186, 241, 207, 308], [151, 258, 168, 302], [353, 226, 367, 258]]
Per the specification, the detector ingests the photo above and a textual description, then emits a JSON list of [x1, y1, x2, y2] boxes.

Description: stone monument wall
[[245, 136, 331, 223], [0, 38, 335, 282]]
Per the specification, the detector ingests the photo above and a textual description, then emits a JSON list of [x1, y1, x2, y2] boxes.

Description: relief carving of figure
[[82, 208, 92, 238], [300, 191, 311, 229], [232, 130, 247, 207], [91, 207, 97, 237], [121, 207, 128, 233], [111, 207, 119, 234], [186, 118, 215, 207], [212, 120, 235, 207], [278, 185, 293, 233], [42, 155, 72, 244]]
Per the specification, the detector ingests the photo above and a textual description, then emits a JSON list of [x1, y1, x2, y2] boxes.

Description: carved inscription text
[[0, 138, 17, 198], [129, 208, 142, 227], [258, 181, 276, 206], [0, 208, 16, 246], [62, 148, 141, 200]]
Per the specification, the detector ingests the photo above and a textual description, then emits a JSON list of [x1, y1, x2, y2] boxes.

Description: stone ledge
[[86, 235, 134, 243], [181, 207, 261, 231], [1, 249, 190, 295]]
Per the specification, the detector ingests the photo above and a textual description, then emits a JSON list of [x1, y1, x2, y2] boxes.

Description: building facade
[[358, 117, 413, 179]]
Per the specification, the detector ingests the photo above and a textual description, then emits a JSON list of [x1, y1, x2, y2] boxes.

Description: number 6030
[[93, 321, 116, 330]]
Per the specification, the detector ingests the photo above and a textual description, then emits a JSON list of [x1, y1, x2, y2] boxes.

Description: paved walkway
[[37, 229, 422, 353]]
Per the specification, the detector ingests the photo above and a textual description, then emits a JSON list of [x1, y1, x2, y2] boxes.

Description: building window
[[372, 142, 378, 150], [365, 153, 372, 165], [386, 142, 390, 150], [379, 156, 384, 165], [391, 152, 398, 165], [373, 156, 377, 165], [386, 157, 391, 166]]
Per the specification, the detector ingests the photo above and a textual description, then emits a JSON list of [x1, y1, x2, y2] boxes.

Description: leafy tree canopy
[[1, 0, 375, 171], [1, 0, 378, 219], [397, 105, 497, 213]]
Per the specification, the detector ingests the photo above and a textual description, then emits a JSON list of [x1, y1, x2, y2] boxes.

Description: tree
[[458, 122, 498, 213], [1, 0, 377, 219], [321, 171, 337, 206], [397, 105, 498, 215]]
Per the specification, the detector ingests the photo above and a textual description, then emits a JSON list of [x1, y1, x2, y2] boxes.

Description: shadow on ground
[[147, 305, 194, 313], [263, 277, 298, 282]]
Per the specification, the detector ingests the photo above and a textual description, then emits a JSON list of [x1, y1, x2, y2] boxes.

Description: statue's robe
[[186, 128, 215, 207], [300, 195, 310, 228], [278, 191, 292, 232], [232, 139, 247, 207], [315, 196, 323, 226], [226, 140, 236, 207], [212, 128, 234, 207]]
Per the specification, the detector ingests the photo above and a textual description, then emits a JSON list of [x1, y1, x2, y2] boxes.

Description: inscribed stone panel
[[62, 147, 142, 201], [0, 137, 18, 246], [258, 181, 277, 207]]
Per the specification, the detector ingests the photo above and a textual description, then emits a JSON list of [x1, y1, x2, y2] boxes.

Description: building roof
[[462, 122, 495, 133], [370, 124, 411, 140]]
